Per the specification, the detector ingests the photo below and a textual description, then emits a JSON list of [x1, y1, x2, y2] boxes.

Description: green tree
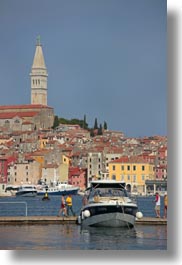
[[94, 118, 98, 130], [98, 124, 103, 135], [103, 121, 108, 130], [83, 114, 87, 129], [52, 115, 59, 129], [90, 128, 95, 137]]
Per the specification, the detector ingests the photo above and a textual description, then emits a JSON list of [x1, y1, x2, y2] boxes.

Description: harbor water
[[0, 195, 167, 250]]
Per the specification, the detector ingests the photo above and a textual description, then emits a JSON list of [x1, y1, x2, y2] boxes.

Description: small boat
[[77, 180, 143, 228], [37, 182, 79, 196], [5, 185, 20, 196], [16, 185, 37, 197]]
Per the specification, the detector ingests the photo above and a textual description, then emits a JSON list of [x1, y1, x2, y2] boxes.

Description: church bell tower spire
[[30, 36, 48, 105]]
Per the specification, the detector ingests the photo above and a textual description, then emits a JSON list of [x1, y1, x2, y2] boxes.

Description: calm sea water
[[0, 195, 167, 250]]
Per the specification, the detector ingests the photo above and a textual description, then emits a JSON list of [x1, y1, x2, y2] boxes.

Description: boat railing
[[0, 202, 28, 216]]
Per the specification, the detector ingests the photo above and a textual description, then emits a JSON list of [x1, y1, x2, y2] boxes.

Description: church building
[[0, 37, 54, 131]]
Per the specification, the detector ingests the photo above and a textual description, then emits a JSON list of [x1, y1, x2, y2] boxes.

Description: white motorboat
[[16, 185, 37, 197], [37, 182, 79, 196], [77, 180, 143, 228], [5, 185, 20, 196]]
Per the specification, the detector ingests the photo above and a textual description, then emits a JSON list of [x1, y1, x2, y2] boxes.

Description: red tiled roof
[[110, 156, 129, 163], [0, 111, 39, 119], [110, 155, 152, 164], [0, 104, 53, 110]]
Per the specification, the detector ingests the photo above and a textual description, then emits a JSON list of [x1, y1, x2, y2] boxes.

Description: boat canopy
[[90, 180, 126, 189]]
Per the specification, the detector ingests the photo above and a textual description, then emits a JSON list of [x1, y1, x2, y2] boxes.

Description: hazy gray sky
[[0, 0, 166, 137]]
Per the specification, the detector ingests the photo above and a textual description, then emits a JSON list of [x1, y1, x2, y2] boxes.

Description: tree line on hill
[[52, 115, 108, 137]]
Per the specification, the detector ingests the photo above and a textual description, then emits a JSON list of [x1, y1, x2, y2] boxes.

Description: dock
[[0, 216, 167, 225]]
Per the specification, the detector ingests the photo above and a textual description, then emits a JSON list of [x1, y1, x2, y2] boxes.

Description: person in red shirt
[[154, 192, 161, 218], [57, 195, 67, 217]]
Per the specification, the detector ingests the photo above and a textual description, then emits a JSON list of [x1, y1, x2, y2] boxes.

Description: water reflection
[[80, 226, 138, 250], [80, 225, 167, 250], [0, 224, 167, 250]]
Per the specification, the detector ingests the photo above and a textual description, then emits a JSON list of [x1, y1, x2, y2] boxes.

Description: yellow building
[[108, 156, 155, 194], [58, 155, 70, 183]]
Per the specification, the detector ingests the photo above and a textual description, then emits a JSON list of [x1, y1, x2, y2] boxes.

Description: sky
[[0, 0, 166, 137]]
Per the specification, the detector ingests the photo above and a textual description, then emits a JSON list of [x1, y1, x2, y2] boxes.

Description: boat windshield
[[89, 187, 128, 200]]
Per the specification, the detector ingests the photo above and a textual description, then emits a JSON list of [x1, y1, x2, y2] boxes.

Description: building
[[7, 159, 40, 186], [108, 156, 155, 194], [68, 167, 87, 190], [30, 36, 48, 106], [0, 37, 54, 131], [0, 155, 17, 193], [0, 104, 54, 131]]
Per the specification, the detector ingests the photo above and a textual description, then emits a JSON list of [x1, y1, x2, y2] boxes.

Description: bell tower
[[30, 36, 48, 105]]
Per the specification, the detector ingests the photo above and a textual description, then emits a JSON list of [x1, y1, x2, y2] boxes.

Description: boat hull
[[37, 188, 79, 196], [81, 212, 135, 228], [16, 191, 37, 197]]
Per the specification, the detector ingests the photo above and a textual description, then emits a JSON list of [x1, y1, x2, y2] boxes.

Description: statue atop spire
[[36, 35, 41, 46]]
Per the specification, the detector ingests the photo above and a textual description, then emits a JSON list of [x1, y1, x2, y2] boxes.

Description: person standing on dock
[[163, 193, 168, 219], [57, 195, 67, 217], [154, 192, 161, 218], [66, 194, 75, 216]]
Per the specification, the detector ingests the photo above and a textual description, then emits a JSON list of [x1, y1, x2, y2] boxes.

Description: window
[[121, 175, 125, 181], [112, 175, 116, 180], [121, 165, 124, 170], [133, 165, 136, 171], [112, 165, 116, 170], [127, 165, 130, 171], [142, 165, 145, 171], [133, 175, 136, 182], [142, 175, 145, 181], [127, 175, 130, 180]]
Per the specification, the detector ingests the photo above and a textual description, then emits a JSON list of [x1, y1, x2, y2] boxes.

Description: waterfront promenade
[[0, 216, 167, 225]]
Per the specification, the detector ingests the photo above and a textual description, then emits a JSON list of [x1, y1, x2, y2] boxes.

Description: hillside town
[[0, 124, 167, 196], [0, 38, 167, 196]]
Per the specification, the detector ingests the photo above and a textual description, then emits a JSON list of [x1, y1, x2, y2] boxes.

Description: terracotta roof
[[110, 155, 153, 164], [0, 104, 53, 110], [110, 156, 129, 163], [0, 111, 39, 119]]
